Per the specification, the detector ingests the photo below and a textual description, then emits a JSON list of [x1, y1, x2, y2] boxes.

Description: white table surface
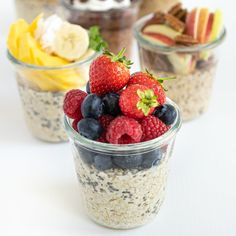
[[0, 0, 236, 235]]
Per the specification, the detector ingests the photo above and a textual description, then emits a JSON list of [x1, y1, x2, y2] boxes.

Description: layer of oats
[[73, 152, 170, 229], [17, 82, 67, 142]]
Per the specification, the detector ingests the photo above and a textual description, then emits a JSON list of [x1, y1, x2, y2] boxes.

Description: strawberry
[[119, 84, 158, 119], [128, 70, 175, 105], [89, 48, 132, 96]]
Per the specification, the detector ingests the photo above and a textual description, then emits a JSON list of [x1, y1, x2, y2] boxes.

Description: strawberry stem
[[103, 48, 133, 69], [145, 68, 176, 84]]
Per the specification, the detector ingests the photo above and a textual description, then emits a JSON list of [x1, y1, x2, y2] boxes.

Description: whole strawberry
[[128, 71, 174, 105], [141, 115, 169, 142], [119, 84, 158, 119], [90, 48, 132, 96]]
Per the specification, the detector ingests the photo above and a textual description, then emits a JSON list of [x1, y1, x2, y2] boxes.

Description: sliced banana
[[53, 22, 89, 61]]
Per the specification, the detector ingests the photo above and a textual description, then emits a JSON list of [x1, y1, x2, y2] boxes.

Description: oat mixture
[[73, 149, 170, 229], [17, 82, 67, 142], [14, 0, 59, 22]]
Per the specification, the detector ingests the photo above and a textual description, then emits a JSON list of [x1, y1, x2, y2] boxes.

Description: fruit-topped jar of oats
[[7, 14, 105, 142], [134, 3, 226, 121], [63, 48, 182, 229]]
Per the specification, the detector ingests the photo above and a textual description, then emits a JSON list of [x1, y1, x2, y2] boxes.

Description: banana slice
[[53, 22, 89, 61]]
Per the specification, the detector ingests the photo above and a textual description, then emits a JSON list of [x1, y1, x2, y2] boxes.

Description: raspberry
[[63, 89, 87, 119], [106, 116, 143, 144], [97, 132, 108, 143], [141, 116, 169, 142], [72, 118, 81, 132], [98, 115, 114, 130]]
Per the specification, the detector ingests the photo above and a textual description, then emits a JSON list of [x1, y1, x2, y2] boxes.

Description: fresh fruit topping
[[97, 132, 108, 143], [78, 118, 103, 140], [63, 89, 87, 119], [102, 93, 121, 116], [128, 71, 168, 105], [119, 84, 158, 119], [209, 9, 223, 42], [142, 32, 176, 46], [141, 149, 162, 169], [197, 8, 210, 43], [141, 116, 169, 142], [88, 26, 108, 51], [205, 13, 214, 42], [72, 118, 80, 132], [86, 81, 91, 94], [113, 154, 143, 169], [81, 94, 104, 119], [165, 13, 185, 33], [186, 8, 200, 39], [53, 22, 89, 61], [89, 48, 132, 96], [94, 155, 113, 171], [98, 115, 114, 130], [106, 116, 142, 144], [153, 104, 177, 125], [77, 146, 94, 165]]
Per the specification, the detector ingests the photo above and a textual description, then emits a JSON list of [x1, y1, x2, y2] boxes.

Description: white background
[[0, 0, 236, 235]]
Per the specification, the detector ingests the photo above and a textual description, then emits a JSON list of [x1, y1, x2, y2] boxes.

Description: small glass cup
[[61, 0, 141, 57], [7, 50, 98, 143], [134, 15, 226, 121], [14, 0, 59, 22], [64, 98, 182, 229]]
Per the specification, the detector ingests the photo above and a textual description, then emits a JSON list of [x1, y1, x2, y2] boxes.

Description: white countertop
[[0, 0, 236, 235]]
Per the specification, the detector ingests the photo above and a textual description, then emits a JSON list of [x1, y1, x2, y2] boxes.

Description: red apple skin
[[143, 32, 176, 46], [186, 8, 200, 39], [205, 13, 214, 43]]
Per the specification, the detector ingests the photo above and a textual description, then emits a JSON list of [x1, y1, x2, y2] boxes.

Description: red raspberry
[[98, 115, 114, 130], [97, 132, 108, 143], [106, 116, 143, 144], [72, 118, 81, 132], [63, 89, 87, 119], [141, 115, 169, 142]]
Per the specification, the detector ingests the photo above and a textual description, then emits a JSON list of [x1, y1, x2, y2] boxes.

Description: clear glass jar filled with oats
[[61, 0, 141, 58], [7, 14, 102, 142], [64, 99, 181, 229], [134, 5, 226, 121], [14, 0, 59, 22]]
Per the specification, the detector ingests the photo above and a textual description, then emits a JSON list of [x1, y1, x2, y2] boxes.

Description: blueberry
[[81, 94, 104, 119], [76, 145, 94, 165], [102, 93, 121, 116], [141, 149, 162, 169], [113, 154, 143, 169], [78, 118, 103, 140], [86, 81, 91, 94], [94, 155, 113, 171], [153, 104, 177, 125]]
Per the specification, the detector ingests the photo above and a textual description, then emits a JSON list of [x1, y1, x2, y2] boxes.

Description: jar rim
[[64, 98, 182, 154], [133, 14, 226, 53], [61, 0, 142, 13], [7, 49, 99, 71]]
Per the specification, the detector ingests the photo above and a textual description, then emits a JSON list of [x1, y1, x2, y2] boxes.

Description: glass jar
[[134, 15, 226, 121], [8, 50, 98, 143], [61, 0, 141, 57], [64, 98, 182, 229]]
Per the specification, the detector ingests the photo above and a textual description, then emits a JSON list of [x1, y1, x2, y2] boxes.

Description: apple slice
[[143, 24, 180, 39], [205, 13, 214, 43], [142, 32, 176, 46], [210, 9, 223, 41], [186, 8, 200, 39], [197, 8, 210, 43]]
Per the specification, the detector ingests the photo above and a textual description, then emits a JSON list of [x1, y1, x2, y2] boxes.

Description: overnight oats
[[14, 0, 59, 22], [7, 15, 105, 142], [61, 0, 141, 57], [139, 0, 181, 18], [134, 3, 226, 121], [64, 49, 182, 229]]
